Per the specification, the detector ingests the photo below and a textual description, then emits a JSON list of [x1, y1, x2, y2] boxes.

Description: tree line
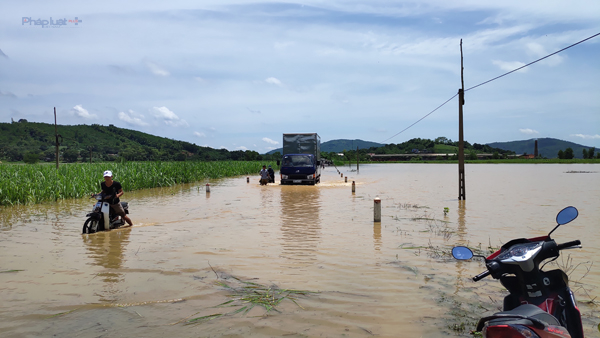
[[557, 147, 597, 159]]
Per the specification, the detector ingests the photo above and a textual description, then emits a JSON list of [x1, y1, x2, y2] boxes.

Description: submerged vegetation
[[181, 273, 318, 325], [0, 161, 275, 206]]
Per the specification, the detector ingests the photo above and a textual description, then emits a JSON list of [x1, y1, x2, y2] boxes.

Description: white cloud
[[118, 109, 149, 126], [519, 128, 539, 135], [194, 131, 206, 137], [146, 61, 170, 76], [492, 60, 528, 72], [71, 105, 97, 119], [151, 106, 188, 127], [571, 134, 600, 139], [236, 146, 249, 151], [262, 137, 278, 145], [265, 77, 283, 86]]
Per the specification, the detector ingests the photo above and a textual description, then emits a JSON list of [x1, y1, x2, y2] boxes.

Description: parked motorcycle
[[452, 206, 584, 338], [82, 193, 129, 234]]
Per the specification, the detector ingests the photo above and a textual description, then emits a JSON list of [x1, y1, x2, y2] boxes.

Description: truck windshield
[[282, 155, 313, 167]]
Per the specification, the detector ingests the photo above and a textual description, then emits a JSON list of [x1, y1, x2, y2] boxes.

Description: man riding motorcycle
[[93, 170, 133, 227]]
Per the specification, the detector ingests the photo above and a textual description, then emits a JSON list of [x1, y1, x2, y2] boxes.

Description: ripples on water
[[1, 164, 598, 337]]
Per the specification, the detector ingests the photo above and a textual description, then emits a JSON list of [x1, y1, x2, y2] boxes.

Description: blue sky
[[1, 1, 599, 152]]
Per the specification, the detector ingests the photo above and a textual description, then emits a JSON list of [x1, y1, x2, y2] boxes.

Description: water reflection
[[0, 198, 88, 231], [456, 200, 467, 240], [279, 186, 321, 266], [454, 200, 468, 293], [373, 222, 382, 252], [82, 229, 131, 302]]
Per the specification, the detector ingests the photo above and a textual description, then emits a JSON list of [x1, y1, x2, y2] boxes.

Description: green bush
[[23, 152, 40, 164]]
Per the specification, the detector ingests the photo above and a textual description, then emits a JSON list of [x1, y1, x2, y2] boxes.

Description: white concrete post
[[374, 197, 381, 222]]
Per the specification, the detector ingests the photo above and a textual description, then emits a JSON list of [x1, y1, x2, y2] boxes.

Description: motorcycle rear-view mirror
[[556, 206, 578, 225], [452, 246, 474, 260], [548, 206, 578, 237]]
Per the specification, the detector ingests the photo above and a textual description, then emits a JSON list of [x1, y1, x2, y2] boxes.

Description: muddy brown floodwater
[[1, 164, 599, 337]]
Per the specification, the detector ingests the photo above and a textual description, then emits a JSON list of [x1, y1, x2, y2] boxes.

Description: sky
[[1, 1, 599, 153]]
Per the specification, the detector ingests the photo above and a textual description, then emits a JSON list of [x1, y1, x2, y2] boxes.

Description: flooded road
[[1, 164, 599, 337]]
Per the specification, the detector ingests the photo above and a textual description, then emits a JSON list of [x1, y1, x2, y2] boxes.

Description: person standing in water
[[267, 165, 275, 183], [259, 165, 270, 185]]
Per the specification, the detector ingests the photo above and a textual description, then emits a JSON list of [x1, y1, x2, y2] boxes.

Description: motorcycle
[[452, 206, 584, 338], [82, 193, 129, 234]]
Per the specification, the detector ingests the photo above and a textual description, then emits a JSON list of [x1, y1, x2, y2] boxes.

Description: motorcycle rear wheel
[[83, 218, 99, 234]]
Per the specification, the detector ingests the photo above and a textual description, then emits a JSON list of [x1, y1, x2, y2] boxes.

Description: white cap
[[103, 170, 113, 177]]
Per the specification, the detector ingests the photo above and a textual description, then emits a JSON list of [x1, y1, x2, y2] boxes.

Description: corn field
[[0, 161, 274, 206]]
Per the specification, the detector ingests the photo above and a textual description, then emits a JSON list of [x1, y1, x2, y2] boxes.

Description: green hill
[[487, 138, 595, 159], [0, 121, 270, 162], [267, 139, 384, 154]]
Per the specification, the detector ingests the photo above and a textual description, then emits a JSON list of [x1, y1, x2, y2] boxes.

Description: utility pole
[[54, 107, 62, 169], [458, 40, 466, 200], [356, 146, 359, 173]]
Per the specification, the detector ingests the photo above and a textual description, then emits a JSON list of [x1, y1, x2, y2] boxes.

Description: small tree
[[63, 148, 80, 163], [175, 152, 187, 161], [582, 149, 588, 159], [564, 147, 574, 160], [23, 152, 39, 164], [557, 150, 565, 159], [588, 148, 595, 159]]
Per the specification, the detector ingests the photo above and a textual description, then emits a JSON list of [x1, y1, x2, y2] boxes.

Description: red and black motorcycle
[[452, 206, 584, 338]]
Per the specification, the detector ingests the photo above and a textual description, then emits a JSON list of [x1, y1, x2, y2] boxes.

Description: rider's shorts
[[110, 203, 126, 218]]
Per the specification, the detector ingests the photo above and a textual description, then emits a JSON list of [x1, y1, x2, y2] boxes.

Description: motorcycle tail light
[[484, 324, 540, 338]]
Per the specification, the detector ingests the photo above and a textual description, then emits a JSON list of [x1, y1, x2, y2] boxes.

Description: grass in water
[[184, 275, 318, 324], [46, 308, 79, 318]]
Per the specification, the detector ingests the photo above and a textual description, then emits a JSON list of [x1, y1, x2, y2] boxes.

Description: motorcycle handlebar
[[556, 240, 581, 251], [472, 270, 491, 282]]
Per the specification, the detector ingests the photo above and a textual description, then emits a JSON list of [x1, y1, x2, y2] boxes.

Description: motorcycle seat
[[478, 304, 562, 331]]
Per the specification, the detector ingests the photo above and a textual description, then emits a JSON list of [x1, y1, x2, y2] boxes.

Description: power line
[[381, 32, 600, 143], [381, 93, 457, 143], [466, 32, 600, 92]]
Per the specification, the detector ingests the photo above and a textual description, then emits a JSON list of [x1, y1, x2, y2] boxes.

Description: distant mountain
[[266, 139, 384, 154], [487, 138, 595, 159]]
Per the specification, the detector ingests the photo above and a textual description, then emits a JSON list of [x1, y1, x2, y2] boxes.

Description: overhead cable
[[381, 32, 600, 143], [465, 32, 600, 92]]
